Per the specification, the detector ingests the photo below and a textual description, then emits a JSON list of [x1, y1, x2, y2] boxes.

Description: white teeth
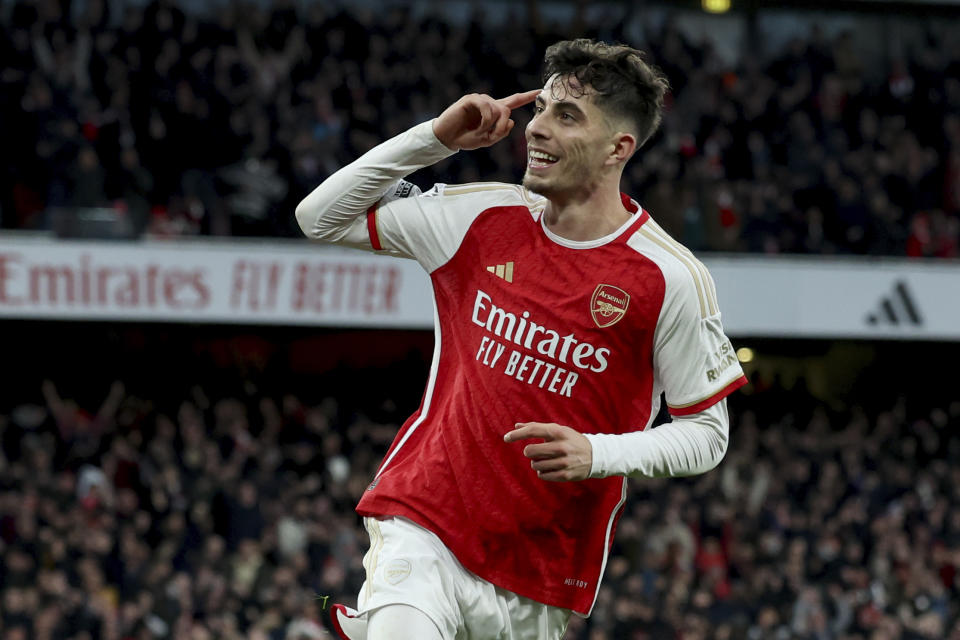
[[529, 150, 558, 162]]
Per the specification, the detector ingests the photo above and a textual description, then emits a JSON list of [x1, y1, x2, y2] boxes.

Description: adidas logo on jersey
[[485, 262, 514, 283], [865, 280, 922, 326]]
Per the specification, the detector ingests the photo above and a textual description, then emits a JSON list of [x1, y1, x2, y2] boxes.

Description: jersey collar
[[539, 193, 650, 250]]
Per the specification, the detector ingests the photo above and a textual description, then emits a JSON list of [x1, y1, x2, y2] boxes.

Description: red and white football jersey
[[355, 182, 746, 615]]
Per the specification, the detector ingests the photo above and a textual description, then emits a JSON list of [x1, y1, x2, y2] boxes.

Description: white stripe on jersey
[[376, 297, 443, 477], [587, 478, 628, 617]]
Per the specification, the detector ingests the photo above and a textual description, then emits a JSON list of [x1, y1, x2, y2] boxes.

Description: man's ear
[[606, 131, 638, 166]]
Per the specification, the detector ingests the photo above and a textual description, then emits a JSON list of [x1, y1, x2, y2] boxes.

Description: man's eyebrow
[[553, 100, 587, 116], [535, 95, 589, 119]]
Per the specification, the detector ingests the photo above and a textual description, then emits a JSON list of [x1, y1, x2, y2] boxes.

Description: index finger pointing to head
[[498, 89, 540, 110]]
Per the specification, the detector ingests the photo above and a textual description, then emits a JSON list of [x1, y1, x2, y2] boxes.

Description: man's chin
[[522, 174, 552, 196]]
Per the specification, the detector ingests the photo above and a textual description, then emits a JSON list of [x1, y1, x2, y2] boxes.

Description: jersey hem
[[668, 375, 748, 416]]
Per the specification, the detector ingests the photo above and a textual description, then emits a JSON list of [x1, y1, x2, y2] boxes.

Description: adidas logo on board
[[865, 280, 922, 326]]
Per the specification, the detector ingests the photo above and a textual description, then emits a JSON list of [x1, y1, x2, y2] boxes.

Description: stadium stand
[[0, 327, 958, 640], [1, 0, 958, 254], [3, 1, 960, 639]]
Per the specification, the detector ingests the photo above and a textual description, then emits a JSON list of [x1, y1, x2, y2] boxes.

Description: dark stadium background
[[2, 0, 959, 639]]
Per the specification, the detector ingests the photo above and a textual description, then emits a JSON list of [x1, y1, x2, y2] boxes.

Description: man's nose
[[526, 114, 550, 139]]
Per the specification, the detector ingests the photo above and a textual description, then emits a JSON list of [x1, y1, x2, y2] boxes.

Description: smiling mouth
[[528, 150, 559, 169]]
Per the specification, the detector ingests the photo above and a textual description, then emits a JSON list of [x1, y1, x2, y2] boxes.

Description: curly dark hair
[[542, 39, 670, 147]]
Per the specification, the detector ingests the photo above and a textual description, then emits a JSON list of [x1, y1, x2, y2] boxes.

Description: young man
[[296, 39, 747, 640]]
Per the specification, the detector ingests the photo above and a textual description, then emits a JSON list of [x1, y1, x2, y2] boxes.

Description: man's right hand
[[432, 90, 540, 151]]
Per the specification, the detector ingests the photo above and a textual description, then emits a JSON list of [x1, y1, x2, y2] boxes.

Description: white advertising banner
[[0, 236, 435, 328], [707, 256, 960, 341], [0, 237, 958, 340]]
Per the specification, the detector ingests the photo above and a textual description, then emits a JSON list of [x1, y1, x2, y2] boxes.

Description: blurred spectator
[[1, 1, 959, 254], [69, 145, 108, 208]]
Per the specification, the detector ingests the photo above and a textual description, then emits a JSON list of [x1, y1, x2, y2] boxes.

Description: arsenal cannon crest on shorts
[[590, 284, 630, 328]]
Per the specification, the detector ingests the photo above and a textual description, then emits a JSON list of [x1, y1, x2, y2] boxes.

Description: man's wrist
[[583, 433, 610, 478], [430, 118, 458, 151]]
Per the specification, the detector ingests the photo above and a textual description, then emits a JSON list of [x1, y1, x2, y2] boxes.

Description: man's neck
[[542, 184, 632, 242]]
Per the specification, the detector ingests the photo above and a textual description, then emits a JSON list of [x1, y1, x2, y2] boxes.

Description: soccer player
[[296, 39, 747, 640]]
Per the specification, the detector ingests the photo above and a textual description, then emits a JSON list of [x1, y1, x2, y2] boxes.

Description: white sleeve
[[653, 260, 745, 416], [371, 182, 540, 272], [583, 399, 729, 478], [294, 120, 456, 250]]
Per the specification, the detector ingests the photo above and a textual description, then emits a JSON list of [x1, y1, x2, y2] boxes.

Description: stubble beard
[[521, 171, 546, 195], [522, 169, 564, 198]]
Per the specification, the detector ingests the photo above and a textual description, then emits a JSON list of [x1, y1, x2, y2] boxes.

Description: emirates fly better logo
[[590, 284, 630, 328]]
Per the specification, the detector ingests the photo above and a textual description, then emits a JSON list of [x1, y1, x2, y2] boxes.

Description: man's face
[[522, 74, 616, 199]]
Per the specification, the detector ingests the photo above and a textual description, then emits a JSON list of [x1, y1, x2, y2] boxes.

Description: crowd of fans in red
[[2, 0, 959, 255]]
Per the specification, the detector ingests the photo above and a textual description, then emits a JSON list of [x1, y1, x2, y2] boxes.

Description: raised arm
[[294, 91, 538, 248]]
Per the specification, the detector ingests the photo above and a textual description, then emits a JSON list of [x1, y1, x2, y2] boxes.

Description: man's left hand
[[503, 422, 593, 482]]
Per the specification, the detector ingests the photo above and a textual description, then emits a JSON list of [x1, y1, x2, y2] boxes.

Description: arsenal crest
[[590, 284, 630, 328]]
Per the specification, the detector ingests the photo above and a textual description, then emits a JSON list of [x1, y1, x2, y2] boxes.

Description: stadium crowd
[[2, 0, 959, 255], [0, 364, 958, 640]]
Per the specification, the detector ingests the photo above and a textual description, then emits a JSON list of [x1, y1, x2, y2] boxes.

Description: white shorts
[[352, 516, 570, 640]]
